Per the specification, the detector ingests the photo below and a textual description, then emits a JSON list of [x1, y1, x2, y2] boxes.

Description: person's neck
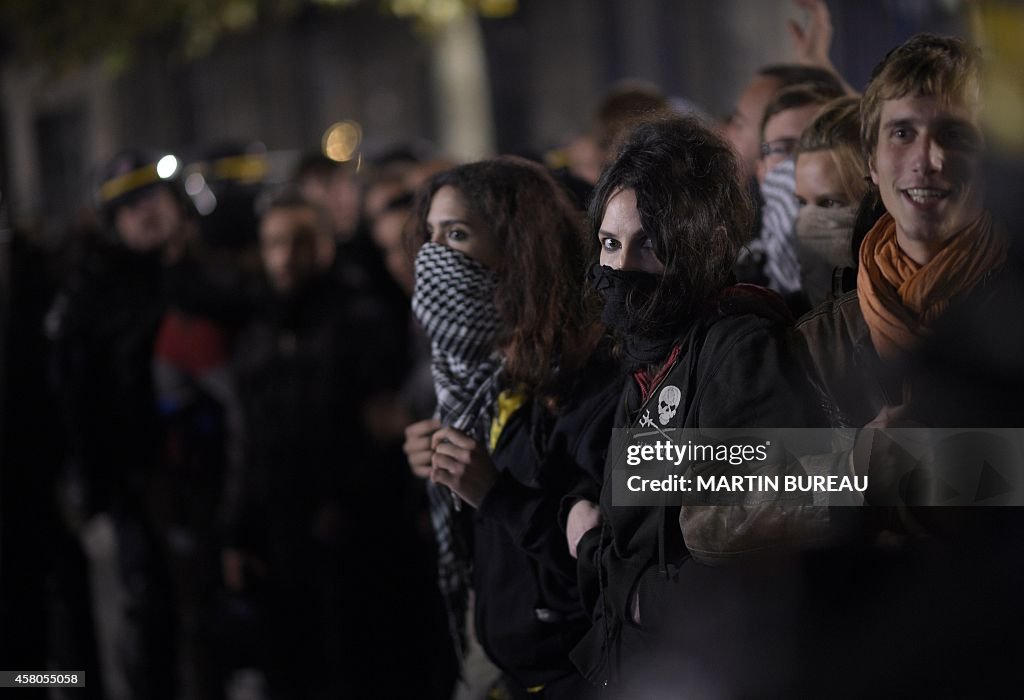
[[895, 234, 946, 266], [895, 218, 980, 266]]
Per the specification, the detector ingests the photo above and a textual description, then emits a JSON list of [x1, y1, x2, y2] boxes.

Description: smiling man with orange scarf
[[797, 34, 1024, 436], [789, 35, 1024, 694]]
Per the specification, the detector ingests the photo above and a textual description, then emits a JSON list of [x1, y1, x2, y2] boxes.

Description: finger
[[787, 19, 805, 46], [407, 449, 434, 468], [432, 441, 472, 464], [404, 435, 433, 453], [430, 464, 457, 490], [411, 464, 432, 479], [440, 428, 475, 449], [810, 0, 831, 23], [430, 428, 449, 450], [432, 453, 465, 477], [431, 427, 475, 451], [406, 418, 441, 439]]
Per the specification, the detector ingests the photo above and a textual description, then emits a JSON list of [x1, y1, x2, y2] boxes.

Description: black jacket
[[572, 291, 817, 686], [472, 342, 625, 689], [228, 274, 402, 559], [52, 246, 169, 512]]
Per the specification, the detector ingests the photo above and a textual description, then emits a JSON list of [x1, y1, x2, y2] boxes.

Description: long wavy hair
[[412, 157, 597, 397], [588, 115, 753, 336]]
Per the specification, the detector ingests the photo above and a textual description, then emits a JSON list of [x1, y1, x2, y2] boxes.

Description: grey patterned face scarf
[[411, 241, 504, 664]]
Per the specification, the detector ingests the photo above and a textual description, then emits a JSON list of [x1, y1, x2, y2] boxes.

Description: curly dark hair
[[588, 115, 753, 335], [412, 157, 596, 395]]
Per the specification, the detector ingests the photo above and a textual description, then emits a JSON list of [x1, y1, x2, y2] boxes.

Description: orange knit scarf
[[857, 212, 1008, 360]]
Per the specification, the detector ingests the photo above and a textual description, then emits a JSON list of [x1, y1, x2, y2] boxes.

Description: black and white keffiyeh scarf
[[411, 241, 504, 662]]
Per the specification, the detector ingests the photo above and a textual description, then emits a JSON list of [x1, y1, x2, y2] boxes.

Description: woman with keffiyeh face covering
[[566, 116, 822, 691], [403, 157, 626, 699]]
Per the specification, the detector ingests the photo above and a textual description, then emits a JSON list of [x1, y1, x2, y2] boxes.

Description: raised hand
[[788, 0, 834, 68]]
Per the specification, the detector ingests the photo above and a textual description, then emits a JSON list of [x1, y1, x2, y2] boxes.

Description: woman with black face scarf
[[402, 157, 627, 699], [564, 116, 824, 691]]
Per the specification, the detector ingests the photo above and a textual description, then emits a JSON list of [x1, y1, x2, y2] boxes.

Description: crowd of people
[[3, 1, 1024, 698]]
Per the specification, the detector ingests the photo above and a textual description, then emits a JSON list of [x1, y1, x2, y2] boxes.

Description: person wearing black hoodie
[[564, 116, 822, 693]]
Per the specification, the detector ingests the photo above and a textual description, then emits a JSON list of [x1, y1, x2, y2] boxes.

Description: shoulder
[[793, 290, 867, 376], [795, 289, 864, 340], [685, 309, 817, 427], [694, 307, 790, 370], [554, 340, 626, 425]]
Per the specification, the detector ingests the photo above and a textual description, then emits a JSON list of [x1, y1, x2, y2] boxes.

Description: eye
[[795, 195, 807, 207], [940, 125, 980, 151], [447, 227, 469, 243], [600, 236, 620, 252], [891, 126, 914, 143], [817, 198, 847, 209]]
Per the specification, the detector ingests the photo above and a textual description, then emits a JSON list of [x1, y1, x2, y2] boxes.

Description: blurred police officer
[[51, 149, 199, 699]]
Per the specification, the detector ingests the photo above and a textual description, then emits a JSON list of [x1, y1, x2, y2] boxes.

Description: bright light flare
[[156, 155, 179, 179], [322, 121, 362, 162]]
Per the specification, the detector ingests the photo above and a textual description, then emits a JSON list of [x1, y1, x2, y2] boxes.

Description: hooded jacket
[[570, 286, 821, 686]]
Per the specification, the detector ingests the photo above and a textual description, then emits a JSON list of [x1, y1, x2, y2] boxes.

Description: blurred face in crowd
[[260, 205, 323, 293], [796, 151, 853, 209], [326, 168, 362, 242], [597, 188, 665, 274], [757, 103, 824, 182], [364, 179, 407, 224], [725, 74, 780, 180], [870, 94, 983, 264], [425, 185, 500, 269], [114, 186, 185, 253], [371, 209, 415, 295], [566, 134, 603, 186], [298, 174, 330, 209]]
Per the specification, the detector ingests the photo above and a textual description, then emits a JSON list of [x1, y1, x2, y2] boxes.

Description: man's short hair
[[258, 186, 331, 238], [758, 64, 845, 95], [591, 80, 671, 153], [860, 33, 982, 158], [291, 153, 338, 185], [760, 82, 846, 142]]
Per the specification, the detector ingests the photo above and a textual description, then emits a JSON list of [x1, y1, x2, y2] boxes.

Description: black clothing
[[785, 246, 1024, 696], [51, 242, 178, 699], [2, 234, 104, 699], [572, 290, 817, 687], [53, 237, 251, 700], [230, 273, 449, 699], [229, 275, 390, 549], [473, 344, 625, 692]]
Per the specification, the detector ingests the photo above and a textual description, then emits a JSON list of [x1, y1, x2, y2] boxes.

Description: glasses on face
[[760, 137, 799, 159]]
